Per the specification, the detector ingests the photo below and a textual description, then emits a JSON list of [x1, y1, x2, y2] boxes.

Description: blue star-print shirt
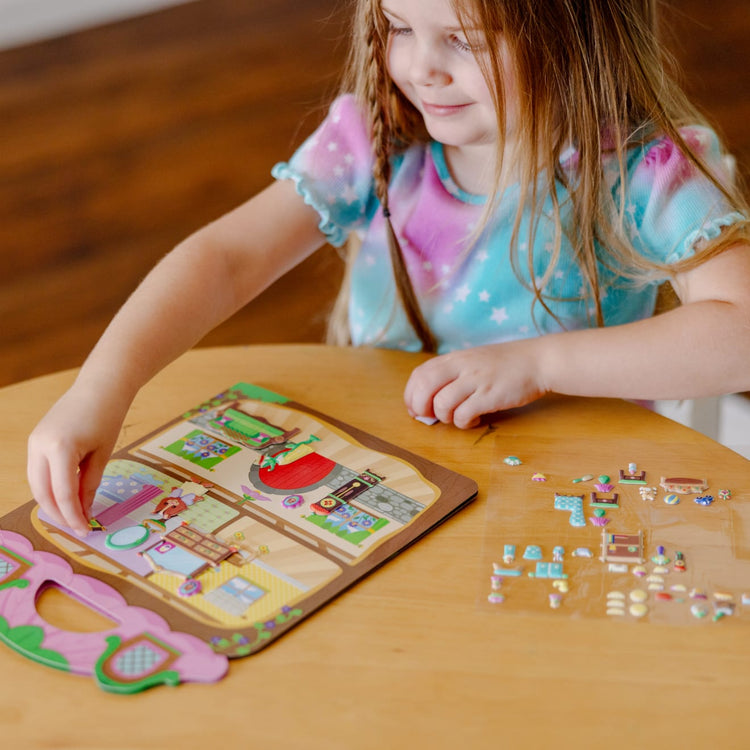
[[272, 95, 744, 353]]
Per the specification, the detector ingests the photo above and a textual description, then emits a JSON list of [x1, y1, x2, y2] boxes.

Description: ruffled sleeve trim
[[671, 211, 746, 264], [271, 161, 348, 247]]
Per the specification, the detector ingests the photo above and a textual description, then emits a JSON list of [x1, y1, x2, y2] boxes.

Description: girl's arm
[[404, 242, 750, 428], [28, 179, 326, 535]]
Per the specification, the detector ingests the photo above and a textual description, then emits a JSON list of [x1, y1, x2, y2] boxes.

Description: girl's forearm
[[539, 300, 750, 400], [73, 237, 240, 400], [72, 180, 325, 401]]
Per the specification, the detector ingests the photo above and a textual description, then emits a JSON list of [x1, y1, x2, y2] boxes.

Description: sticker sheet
[[480, 435, 750, 624]]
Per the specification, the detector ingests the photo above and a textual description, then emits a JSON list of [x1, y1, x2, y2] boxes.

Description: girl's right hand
[[27, 383, 129, 538], [403, 340, 549, 429]]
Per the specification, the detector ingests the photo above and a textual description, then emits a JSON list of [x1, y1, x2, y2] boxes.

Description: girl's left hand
[[403, 341, 548, 429]]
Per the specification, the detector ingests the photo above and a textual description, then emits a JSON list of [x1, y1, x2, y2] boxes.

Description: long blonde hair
[[327, 0, 750, 348]]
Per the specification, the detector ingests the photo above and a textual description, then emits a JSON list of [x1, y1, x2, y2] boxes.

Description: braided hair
[[361, 0, 436, 352]]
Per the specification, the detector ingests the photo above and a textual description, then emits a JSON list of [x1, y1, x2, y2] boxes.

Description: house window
[[204, 576, 267, 616]]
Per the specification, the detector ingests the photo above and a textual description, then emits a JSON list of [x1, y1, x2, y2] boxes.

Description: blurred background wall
[[0, 0, 349, 387], [0, 0, 748, 388], [0, 0, 192, 49]]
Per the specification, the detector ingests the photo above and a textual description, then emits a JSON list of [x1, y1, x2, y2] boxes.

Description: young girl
[[28, 0, 750, 536]]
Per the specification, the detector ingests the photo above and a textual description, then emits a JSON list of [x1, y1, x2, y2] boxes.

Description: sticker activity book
[[0, 383, 478, 693]]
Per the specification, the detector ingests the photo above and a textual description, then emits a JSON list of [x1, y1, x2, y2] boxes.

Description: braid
[[364, 0, 436, 353]]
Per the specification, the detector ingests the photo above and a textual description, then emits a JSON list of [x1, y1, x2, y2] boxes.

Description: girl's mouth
[[422, 102, 470, 116]]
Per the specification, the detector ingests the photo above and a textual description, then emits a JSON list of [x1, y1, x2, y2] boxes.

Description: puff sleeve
[[624, 126, 745, 264], [271, 95, 378, 247]]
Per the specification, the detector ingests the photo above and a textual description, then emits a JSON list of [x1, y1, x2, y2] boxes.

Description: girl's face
[[383, 0, 514, 165]]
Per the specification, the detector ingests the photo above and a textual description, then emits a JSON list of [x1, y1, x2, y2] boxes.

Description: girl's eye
[[450, 34, 472, 53], [388, 24, 412, 37]]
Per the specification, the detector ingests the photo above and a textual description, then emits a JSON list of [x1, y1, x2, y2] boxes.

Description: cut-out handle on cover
[[0, 529, 227, 693]]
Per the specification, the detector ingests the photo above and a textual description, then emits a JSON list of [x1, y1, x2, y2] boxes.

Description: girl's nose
[[408, 41, 451, 86]]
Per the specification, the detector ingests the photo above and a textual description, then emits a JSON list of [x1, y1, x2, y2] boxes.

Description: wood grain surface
[[0, 345, 749, 748]]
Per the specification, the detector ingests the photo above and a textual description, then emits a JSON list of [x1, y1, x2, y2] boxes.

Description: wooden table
[[1, 345, 748, 748]]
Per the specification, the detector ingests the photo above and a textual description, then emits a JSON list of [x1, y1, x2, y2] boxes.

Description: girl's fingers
[[26, 451, 69, 529], [431, 378, 476, 424], [403, 371, 430, 417], [47, 448, 89, 537], [451, 392, 487, 429], [78, 451, 109, 517], [404, 361, 458, 418]]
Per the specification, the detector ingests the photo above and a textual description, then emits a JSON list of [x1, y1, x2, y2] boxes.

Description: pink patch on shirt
[[397, 155, 480, 292]]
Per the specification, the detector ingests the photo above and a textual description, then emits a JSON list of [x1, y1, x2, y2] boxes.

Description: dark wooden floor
[[1, 0, 748, 387]]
